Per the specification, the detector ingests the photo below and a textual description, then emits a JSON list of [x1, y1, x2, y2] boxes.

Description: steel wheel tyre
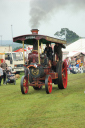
[[58, 61, 67, 89], [45, 75, 52, 94], [21, 76, 28, 94], [62, 61, 67, 88]]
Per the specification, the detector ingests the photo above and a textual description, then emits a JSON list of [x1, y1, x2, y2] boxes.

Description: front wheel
[[45, 75, 52, 94], [21, 76, 29, 94]]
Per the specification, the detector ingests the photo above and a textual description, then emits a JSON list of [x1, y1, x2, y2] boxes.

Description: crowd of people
[[64, 56, 83, 74]]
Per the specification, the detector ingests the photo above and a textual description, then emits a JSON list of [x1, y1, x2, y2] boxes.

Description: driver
[[44, 43, 53, 60]]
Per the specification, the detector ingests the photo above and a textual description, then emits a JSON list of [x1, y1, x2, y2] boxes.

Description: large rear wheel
[[58, 61, 67, 89], [21, 76, 28, 94], [45, 75, 52, 94]]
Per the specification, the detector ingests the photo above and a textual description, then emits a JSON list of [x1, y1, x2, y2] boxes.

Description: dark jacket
[[54, 44, 62, 61], [44, 47, 53, 60]]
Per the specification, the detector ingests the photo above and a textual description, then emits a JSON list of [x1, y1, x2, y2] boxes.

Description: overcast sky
[[0, 0, 85, 40]]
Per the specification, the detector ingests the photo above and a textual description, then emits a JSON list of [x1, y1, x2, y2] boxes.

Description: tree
[[54, 28, 80, 43]]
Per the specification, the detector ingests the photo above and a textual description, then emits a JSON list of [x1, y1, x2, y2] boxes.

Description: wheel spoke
[[62, 67, 65, 72], [48, 83, 52, 93], [62, 75, 66, 79], [48, 78, 52, 93], [61, 62, 67, 88], [23, 79, 26, 86], [21, 76, 28, 94], [45, 75, 52, 94]]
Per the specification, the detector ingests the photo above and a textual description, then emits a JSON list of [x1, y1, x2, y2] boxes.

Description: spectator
[[80, 61, 83, 67], [0, 65, 3, 85], [76, 56, 81, 68], [68, 57, 77, 74], [64, 57, 77, 74], [64, 57, 70, 68], [69, 57, 76, 67], [0, 74, 2, 85], [1, 59, 8, 84]]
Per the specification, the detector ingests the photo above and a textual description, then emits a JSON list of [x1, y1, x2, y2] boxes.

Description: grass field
[[0, 73, 85, 128]]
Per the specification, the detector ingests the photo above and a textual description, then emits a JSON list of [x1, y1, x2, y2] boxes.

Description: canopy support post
[[41, 42, 43, 53], [22, 41, 25, 64]]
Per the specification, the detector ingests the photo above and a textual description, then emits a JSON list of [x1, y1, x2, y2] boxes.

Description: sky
[[0, 0, 85, 40]]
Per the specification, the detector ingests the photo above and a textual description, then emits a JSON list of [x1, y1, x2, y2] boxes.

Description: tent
[[66, 51, 84, 57], [62, 38, 85, 52], [62, 38, 85, 62], [14, 48, 26, 52]]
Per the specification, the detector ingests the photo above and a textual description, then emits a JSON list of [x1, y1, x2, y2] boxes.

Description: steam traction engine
[[13, 29, 67, 94]]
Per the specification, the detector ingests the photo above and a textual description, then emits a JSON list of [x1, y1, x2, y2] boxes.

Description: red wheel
[[58, 61, 67, 89], [45, 75, 52, 94], [62, 61, 67, 88], [21, 76, 29, 94]]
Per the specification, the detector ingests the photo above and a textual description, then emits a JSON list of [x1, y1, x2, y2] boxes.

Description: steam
[[29, 0, 85, 28]]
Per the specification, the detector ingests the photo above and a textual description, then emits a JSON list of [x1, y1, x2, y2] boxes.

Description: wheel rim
[[48, 76, 52, 93], [45, 75, 52, 94], [62, 62, 67, 88], [23, 77, 28, 93], [21, 76, 28, 94]]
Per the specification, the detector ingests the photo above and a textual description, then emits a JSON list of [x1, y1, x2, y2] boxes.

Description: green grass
[[0, 73, 85, 128]]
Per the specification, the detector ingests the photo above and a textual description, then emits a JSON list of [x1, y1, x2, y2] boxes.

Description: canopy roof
[[13, 32, 66, 48]]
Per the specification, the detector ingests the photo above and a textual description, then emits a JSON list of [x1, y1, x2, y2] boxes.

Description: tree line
[[54, 28, 80, 43]]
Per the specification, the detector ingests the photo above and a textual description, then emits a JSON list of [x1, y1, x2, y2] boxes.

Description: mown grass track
[[68, 73, 85, 82], [0, 73, 85, 128]]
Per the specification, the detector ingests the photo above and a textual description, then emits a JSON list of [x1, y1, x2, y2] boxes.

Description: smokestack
[[31, 29, 39, 34]]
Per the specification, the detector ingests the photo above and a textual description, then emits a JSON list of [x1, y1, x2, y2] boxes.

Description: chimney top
[[31, 29, 39, 34]]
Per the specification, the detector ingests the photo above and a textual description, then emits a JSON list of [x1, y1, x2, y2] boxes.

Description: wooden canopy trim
[[13, 34, 66, 45]]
